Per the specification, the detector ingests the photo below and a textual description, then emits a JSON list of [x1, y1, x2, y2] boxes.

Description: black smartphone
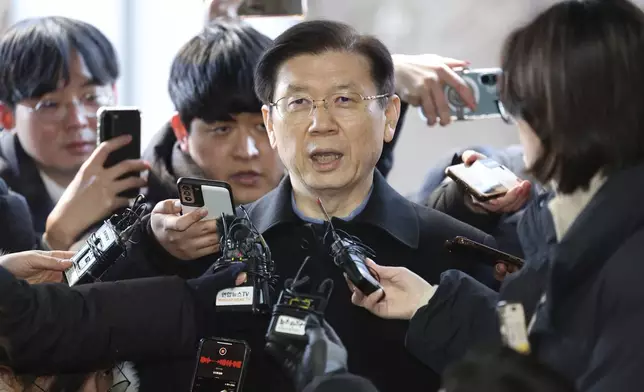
[[97, 106, 142, 198], [445, 236, 525, 269], [445, 158, 521, 202], [190, 338, 251, 392], [238, 0, 304, 16], [177, 177, 235, 221]]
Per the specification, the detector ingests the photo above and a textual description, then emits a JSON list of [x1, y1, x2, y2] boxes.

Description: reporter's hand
[[393, 54, 476, 126], [349, 259, 436, 320], [187, 262, 247, 309], [461, 150, 532, 214], [0, 250, 74, 284], [44, 135, 148, 250], [150, 199, 220, 260], [266, 316, 348, 392], [494, 262, 520, 282]]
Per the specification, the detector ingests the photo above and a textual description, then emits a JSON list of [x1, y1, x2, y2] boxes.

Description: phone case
[[445, 166, 506, 202], [177, 177, 235, 220], [97, 107, 142, 199], [444, 68, 503, 121]]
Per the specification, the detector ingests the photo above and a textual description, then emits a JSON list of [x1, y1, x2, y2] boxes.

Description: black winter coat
[[103, 170, 497, 392], [406, 163, 644, 391]]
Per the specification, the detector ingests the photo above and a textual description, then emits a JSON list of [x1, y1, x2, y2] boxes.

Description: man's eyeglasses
[[269, 92, 390, 123], [24, 91, 113, 122]]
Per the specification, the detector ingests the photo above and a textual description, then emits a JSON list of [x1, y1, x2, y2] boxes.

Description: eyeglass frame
[[268, 92, 391, 120], [20, 90, 114, 122]]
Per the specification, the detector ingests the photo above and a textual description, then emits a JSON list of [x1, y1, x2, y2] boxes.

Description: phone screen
[[449, 158, 520, 197], [191, 339, 248, 392]]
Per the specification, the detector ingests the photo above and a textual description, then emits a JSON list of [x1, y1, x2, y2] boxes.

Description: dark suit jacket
[[0, 132, 54, 234], [101, 170, 497, 392]]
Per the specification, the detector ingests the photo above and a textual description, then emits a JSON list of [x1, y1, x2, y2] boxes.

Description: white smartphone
[[177, 177, 235, 220], [445, 158, 521, 202]]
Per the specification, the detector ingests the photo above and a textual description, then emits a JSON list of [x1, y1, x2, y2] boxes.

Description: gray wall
[[306, 0, 549, 195]]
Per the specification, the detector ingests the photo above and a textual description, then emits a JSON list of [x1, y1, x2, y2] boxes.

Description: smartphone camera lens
[[481, 74, 497, 86]]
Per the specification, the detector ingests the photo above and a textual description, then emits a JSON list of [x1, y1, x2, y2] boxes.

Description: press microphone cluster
[[212, 206, 277, 314], [64, 196, 148, 286]]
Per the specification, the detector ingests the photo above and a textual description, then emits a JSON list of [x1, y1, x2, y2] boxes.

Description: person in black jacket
[[351, 1, 644, 390], [0, 250, 247, 382], [0, 251, 374, 392], [0, 17, 148, 251], [0, 178, 38, 253], [108, 20, 499, 392]]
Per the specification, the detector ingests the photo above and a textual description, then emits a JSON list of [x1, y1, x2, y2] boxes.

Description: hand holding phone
[[177, 178, 235, 220], [444, 67, 503, 121], [446, 157, 522, 202], [44, 136, 148, 250]]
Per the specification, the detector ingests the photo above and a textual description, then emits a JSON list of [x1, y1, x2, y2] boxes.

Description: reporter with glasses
[[0, 16, 148, 251], [351, 1, 644, 390]]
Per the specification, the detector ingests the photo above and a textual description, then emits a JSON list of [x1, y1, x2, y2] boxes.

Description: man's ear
[[0, 104, 15, 131], [262, 104, 278, 149], [383, 94, 401, 143], [170, 113, 190, 153]]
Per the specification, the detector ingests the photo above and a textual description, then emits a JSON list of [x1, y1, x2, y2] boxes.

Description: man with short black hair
[[0, 16, 148, 250], [144, 19, 285, 208]]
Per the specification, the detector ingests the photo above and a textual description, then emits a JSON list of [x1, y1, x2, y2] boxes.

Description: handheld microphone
[[266, 256, 334, 344], [212, 206, 277, 314], [317, 198, 382, 295], [64, 196, 148, 286]]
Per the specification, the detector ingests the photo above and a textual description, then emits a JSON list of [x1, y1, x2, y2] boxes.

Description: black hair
[[500, 0, 644, 194], [0, 16, 119, 108], [442, 346, 576, 392], [168, 19, 272, 128], [254, 20, 394, 106]]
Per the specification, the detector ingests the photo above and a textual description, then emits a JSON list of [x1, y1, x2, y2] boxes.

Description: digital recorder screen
[[191, 339, 247, 392]]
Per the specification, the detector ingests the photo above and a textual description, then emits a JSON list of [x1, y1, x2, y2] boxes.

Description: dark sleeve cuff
[[428, 180, 504, 233]]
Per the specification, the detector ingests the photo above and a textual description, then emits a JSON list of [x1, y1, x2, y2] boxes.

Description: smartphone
[[177, 177, 235, 220], [238, 0, 304, 16], [445, 157, 521, 202], [444, 67, 503, 121], [190, 338, 251, 392], [445, 236, 525, 269], [97, 107, 142, 199]]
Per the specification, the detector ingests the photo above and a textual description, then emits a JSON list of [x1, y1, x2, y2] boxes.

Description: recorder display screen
[[191, 340, 247, 392]]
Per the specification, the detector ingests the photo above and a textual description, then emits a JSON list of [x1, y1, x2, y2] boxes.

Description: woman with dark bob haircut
[[349, 0, 644, 390]]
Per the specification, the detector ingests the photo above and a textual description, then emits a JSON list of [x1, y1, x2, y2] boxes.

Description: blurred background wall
[[3, 0, 621, 195]]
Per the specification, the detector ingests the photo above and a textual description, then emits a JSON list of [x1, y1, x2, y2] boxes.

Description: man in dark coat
[[116, 20, 498, 392]]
